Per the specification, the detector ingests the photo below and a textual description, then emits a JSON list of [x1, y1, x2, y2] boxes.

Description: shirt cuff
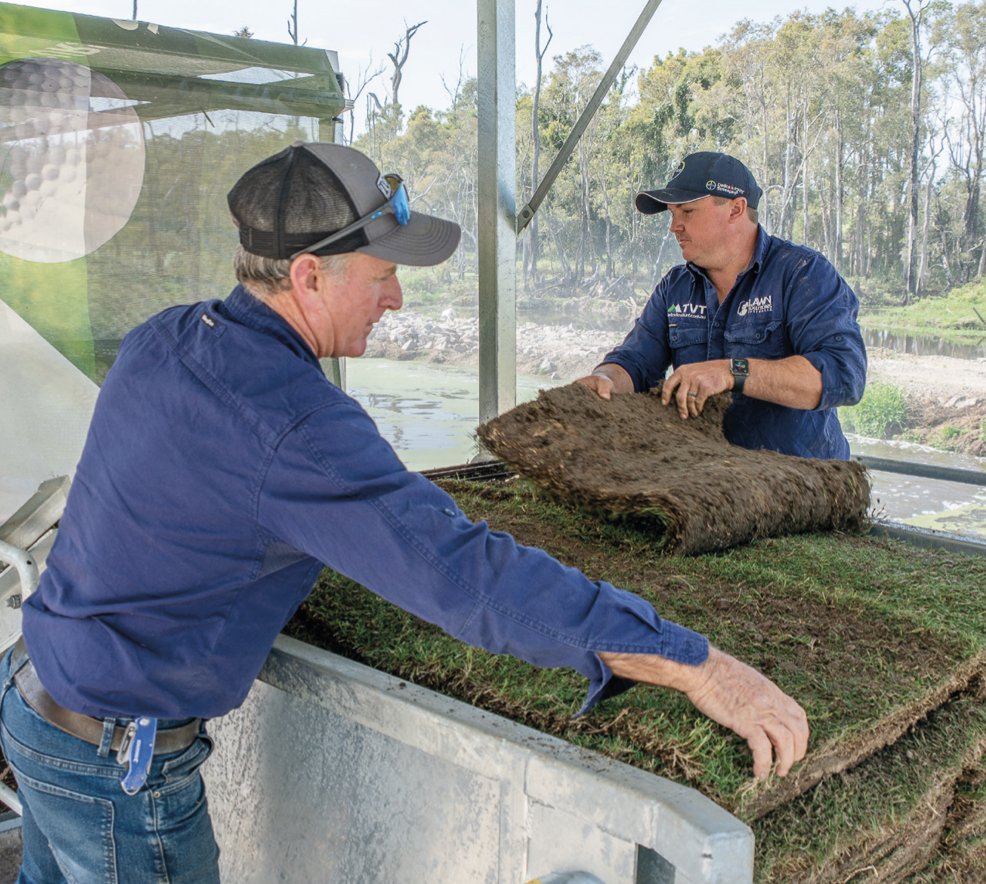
[[575, 622, 710, 717], [803, 351, 866, 410]]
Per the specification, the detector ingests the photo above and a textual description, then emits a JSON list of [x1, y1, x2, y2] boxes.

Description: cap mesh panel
[[227, 147, 364, 257]]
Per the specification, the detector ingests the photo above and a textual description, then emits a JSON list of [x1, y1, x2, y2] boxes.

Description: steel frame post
[[477, 0, 517, 425]]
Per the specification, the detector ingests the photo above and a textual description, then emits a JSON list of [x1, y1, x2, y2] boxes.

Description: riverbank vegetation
[[858, 278, 986, 345], [840, 379, 986, 456]]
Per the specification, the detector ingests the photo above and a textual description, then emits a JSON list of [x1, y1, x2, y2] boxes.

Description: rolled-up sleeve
[[783, 254, 867, 410], [259, 398, 709, 713]]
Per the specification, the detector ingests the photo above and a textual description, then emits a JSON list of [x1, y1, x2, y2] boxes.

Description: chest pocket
[[668, 324, 709, 368], [724, 320, 786, 360]]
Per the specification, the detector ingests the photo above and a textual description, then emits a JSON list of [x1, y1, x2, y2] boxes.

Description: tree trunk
[[834, 111, 844, 271], [903, 0, 926, 302], [543, 209, 571, 280], [530, 1, 551, 288]]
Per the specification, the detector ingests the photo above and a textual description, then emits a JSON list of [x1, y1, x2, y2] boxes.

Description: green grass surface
[[285, 479, 986, 830], [859, 280, 986, 344], [754, 694, 986, 883], [839, 381, 909, 438]]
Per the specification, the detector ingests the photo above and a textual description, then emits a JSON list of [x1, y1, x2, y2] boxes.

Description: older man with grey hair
[[1, 143, 807, 884]]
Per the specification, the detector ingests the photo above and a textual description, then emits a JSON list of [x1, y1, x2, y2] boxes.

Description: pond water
[[861, 327, 986, 360], [345, 358, 565, 470], [348, 357, 986, 541], [849, 436, 986, 538]]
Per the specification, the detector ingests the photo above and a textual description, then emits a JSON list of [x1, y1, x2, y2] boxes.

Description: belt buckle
[[117, 716, 157, 795]]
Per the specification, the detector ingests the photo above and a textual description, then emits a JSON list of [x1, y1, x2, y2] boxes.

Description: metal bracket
[[0, 540, 38, 599], [516, 0, 665, 234]]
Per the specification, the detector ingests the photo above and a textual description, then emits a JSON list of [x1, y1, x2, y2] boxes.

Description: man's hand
[[599, 645, 809, 779], [574, 364, 634, 401], [661, 360, 732, 419], [662, 355, 824, 417]]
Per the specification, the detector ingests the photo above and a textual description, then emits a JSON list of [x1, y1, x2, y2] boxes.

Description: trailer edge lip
[[260, 633, 754, 882]]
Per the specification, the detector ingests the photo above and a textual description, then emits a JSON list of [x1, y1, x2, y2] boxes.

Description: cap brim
[[635, 189, 710, 214], [358, 211, 461, 266]]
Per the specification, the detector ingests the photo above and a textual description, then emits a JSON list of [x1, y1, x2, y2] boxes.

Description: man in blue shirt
[[2, 143, 807, 884], [577, 151, 866, 460]]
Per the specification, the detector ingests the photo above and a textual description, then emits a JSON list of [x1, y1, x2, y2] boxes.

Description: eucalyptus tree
[[938, 0, 986, 281]]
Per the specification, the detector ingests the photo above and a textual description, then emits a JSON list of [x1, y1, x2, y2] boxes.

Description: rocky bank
[[365, 309, 986, 456]]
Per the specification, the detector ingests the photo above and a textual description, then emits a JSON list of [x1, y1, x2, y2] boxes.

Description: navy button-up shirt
[[603, 228, 867, 459], [23, 286, 707, 720]]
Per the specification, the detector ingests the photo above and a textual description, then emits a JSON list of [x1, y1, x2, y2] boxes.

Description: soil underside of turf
[[753, 692, 986, 883], [475, 382, 871, 556]]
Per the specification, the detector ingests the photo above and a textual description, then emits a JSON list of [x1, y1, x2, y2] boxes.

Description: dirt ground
[[867, 350, 985, 401], [868, 350, 986, 457]]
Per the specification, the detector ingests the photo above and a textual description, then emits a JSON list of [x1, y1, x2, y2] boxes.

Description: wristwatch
[[730, 358, 749, 394]]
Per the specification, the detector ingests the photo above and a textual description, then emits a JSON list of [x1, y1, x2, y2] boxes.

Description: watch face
[[731, 358, 750, 375]]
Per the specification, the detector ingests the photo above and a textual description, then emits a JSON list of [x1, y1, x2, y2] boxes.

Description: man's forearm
[[600, 646, 810, 778], [743, 355, 822, 410], [574, 362, 636, 400]]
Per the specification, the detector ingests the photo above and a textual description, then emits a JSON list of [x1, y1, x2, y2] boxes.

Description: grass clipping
[[476, 382, 871, 555]]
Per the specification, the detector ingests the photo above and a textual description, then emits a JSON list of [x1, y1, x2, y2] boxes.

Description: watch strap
[[730, 358, 749, 394]]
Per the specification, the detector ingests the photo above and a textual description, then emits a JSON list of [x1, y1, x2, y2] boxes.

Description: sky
[[10, 0, 890, 133]]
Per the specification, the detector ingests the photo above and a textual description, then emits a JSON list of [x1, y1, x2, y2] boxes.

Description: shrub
[[838, 381, 908, 439], [941, 425, 962, 441]]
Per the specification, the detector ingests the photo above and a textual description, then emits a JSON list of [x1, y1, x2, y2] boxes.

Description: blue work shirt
[[22, 286, 707, 721], [603, 227, 867, 459]]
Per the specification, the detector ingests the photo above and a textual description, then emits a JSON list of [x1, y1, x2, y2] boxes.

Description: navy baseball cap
[[635, 152, 762, 214]]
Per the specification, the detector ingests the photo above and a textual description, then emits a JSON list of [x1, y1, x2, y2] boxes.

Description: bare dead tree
[[287, 0, 306, 46], [366, 92, 386, 162], [342, 57, 385, 146], [233, 26, 254, 39], [440, 45, 470, 110], [528, 0, 553, 289], [387, 21, 427, 110]]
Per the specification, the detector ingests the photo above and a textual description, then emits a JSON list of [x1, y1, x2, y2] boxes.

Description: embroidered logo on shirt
[[737, 295, 772, 316], [667, 303, 707, 317], [200, 312, 216, 328]]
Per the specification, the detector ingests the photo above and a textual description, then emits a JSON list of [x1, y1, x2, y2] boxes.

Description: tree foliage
[[356, 2, 986, 302]]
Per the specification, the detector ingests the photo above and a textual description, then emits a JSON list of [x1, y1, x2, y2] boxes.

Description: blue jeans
[[0, 648, 220, 884]]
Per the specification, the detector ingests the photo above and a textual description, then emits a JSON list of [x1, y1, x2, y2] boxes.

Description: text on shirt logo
[[667, 303, 707, 317], [737, 295, 772, 316], [200, 312, 216, 328]]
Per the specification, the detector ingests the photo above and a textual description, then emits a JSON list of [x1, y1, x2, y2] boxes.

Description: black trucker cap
[[227, 142, 461, 266], [635, 151, 762, 214]]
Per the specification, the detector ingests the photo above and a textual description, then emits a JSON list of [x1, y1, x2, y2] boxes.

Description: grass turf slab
[[904, 761, 986, 883], [475, 383, 870, 555], [754, 691, 986, 883], [285, 478, 984, 822]]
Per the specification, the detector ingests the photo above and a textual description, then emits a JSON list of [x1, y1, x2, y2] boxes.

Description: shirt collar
[[750, 224, 768, 274], [221, 285, 321, 367]]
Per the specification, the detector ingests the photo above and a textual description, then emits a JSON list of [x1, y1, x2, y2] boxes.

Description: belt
[[10, 637, 201, 756]]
